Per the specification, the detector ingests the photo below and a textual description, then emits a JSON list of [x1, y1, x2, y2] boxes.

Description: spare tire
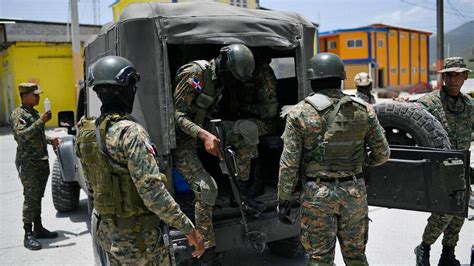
[[373, 102, 451, 149]]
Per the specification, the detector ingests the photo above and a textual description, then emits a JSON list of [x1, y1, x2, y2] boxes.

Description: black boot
[[199, 247, 221, 266], [438, 246, 460, 266], [247, 159, 265, 198], [238, 180, 266, 213], [33, 217, 58, 239], [24, 223, 42, 251], [415, 242, 431, 266]]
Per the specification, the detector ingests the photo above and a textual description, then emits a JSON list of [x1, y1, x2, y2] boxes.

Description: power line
[[446, 0, 469, 21], [399, 0, 474, 19]]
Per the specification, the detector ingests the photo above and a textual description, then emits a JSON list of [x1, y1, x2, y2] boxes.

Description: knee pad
[[233, 119, 259, 145], [198, 174, 218, 206]]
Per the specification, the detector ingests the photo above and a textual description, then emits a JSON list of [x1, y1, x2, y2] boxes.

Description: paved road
[[0, 127, 472, 265]]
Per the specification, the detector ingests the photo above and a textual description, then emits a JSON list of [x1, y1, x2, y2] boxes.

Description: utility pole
[[436, 0, 444, 90], [70, 0, 83, 96]]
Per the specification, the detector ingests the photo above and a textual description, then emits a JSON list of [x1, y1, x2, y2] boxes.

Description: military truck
[[51, 2, 471, 264]]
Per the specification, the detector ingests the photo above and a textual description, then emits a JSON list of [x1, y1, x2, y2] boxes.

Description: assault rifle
[[162, 222, 176, 266], [210, 119, 266, 253]]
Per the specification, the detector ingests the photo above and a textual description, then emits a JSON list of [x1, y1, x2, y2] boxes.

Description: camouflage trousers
[[422, 213, 465, 247], [300, 178, 369, 266], [16, 159, 50, 224], [173, 133, 217, 249], [97, 219, 169, 265], [219, 120, 260, 181]]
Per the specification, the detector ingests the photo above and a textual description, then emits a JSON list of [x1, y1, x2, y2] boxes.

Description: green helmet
[[220, 44, 255, 82], [307, 52, 346, 80], [88, 56, 140, 89]]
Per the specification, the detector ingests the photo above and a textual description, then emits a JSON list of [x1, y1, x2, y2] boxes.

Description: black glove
[[277, 200, 292, 224]]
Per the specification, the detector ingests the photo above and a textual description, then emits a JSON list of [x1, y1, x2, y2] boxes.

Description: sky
[[0, 0, 473, 33]]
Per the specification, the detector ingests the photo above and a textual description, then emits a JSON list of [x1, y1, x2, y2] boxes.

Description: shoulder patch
[[350, 96, 369, 106], [305, 93, 333, 111], [190, 76, 203, 94]]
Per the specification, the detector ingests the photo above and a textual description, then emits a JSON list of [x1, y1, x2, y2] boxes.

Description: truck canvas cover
[[84, 2, 315, 155]]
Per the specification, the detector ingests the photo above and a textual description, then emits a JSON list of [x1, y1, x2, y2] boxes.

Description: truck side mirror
[[58, 111, 76, 135]]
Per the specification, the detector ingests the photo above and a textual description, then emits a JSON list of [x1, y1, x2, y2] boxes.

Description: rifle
[[161, 222, 176, 266], [210, 119, 267, 253]]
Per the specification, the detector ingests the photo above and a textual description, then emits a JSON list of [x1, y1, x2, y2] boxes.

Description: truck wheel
[[374, 102, 451, 149], [52, 158, 80, 212], [267, 237, 305, 258]]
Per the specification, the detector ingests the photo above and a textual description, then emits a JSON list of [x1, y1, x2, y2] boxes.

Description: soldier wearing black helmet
[[172, 44, 257, 264], [277, 52, 390, 265], [76, 55, 205, 265]]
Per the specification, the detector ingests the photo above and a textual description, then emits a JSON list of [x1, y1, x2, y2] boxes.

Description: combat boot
[[24, 223, 41, 251], [438, 246, 460, 266], [199, 247, 222, 266], [238, 180, 266, 214], [33, 217, 58, 239], [415, 242, 431, 266], [247, 159, 264, 198]]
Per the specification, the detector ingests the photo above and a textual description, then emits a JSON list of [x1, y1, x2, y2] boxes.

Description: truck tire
[[374, 102, 451, 149], [267, 237, 305, 258], [52, 158, 80, 212]]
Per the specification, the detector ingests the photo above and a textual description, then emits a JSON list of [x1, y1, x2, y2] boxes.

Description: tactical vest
[[304, 94, 369, 174], [76, 114, 153, 219], [187, 60, 216, 125]]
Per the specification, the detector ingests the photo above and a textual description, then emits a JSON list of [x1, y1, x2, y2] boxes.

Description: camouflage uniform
[[173, 60, 222, 248], [219, 63, 279, 181], [416, 86, 473, 248], [278, 88, 390, 265], [10, 104, 52, 225], [92, 117, 195, 265]]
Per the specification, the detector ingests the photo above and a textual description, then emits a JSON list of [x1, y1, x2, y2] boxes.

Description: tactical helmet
[[354, 72, 372, 86], [88, 56, 140, 89], [307, 52, 346, 80], [220, 44, 255, 82]]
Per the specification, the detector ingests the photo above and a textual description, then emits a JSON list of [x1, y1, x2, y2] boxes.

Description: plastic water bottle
[[44, 98, 51, 112]]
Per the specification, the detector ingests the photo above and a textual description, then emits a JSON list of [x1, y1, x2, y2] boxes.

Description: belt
[[307, 174, 362, 183]]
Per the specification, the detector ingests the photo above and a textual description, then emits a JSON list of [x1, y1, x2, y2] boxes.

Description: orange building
[[319, 24, 431, 89]]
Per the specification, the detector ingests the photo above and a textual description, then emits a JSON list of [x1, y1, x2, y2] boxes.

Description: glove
[[276, 200, 292, 225]]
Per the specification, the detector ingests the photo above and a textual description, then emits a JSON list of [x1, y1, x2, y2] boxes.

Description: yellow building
[[111, 0, 260, 21], [319, 24, 431, 90], [0, 19, 100, 126]]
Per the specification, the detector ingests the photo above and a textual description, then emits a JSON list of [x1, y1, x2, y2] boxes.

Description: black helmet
[[219, 44, 255, 82], [307, 52, 346, 80], [88, 56, 140, 90]]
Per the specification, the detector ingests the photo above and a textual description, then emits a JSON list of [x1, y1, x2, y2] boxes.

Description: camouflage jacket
[[105, 119, 194, 234], [238, 63, 279, 119], [278, 89, 390, 201], [174, 59, 222, 138], [10, 105, 51, 162], [416, 87, 473, 151]]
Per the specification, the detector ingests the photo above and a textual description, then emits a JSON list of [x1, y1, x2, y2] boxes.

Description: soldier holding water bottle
[[9, 83, 60, 251]]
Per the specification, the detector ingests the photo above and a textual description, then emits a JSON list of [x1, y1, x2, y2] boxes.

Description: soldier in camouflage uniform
[[77, 56, 205, 265], [277, 53, 390, 265], [354, 72, 376, 104], [414, 57, 473, 266], [173, 44, 255, 264], [233, 53, 279, 197], [10, 83, 60, 251]]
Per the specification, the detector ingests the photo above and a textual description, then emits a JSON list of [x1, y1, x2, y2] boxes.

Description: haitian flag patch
[[191, 76, 203, 94]]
